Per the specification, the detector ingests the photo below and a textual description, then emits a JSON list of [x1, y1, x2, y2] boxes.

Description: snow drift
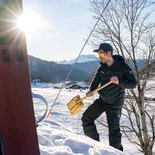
[[38, 120, 128, 155]]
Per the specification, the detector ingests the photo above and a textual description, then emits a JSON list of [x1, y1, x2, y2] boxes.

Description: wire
[[47, 0, 111, 117]]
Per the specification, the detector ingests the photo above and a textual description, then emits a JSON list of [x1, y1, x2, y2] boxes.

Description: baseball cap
[[93, 43, 113, 53]]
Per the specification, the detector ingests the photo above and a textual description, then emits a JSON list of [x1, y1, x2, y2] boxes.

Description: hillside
[[28, 55, 155, 83], [28, 55, 96, 83]]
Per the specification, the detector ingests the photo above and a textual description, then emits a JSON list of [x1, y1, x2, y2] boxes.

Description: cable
[[47, 0, 111, 117]]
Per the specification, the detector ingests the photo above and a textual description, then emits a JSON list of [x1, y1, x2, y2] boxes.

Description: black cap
[[93, 43, 113, 53]]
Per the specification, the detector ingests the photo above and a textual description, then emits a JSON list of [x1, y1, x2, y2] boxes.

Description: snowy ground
[[32, 84, 153, 155], [38, 120, 128, 155]]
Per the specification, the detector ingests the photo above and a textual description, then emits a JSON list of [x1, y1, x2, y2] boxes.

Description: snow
[[32, 82, 53, 88], [32, 81, 89, 89], [38, 120, 128, 155], [76, 81, 88, 88], [32, 80, 155, 155]]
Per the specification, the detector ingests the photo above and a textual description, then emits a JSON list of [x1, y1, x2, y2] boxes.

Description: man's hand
[[110, 76, 119, 84], [86, 90, 93, 97]]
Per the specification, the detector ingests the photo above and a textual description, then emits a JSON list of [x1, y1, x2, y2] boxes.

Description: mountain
[[72, 60, 100, 74], [28, 55, 97, 83], [56, 54, 98, 64]]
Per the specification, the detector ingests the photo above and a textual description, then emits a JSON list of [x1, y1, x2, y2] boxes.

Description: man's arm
[[118, 64, 137, 89]]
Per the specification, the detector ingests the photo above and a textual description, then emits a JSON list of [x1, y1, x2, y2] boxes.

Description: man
[[82, 43, 137, 151]]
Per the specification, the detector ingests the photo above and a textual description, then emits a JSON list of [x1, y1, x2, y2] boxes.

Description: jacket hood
[[113, 55, 125, 64]]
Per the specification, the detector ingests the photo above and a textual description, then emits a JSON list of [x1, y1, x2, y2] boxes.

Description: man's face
[[98, 50, 112, 63]]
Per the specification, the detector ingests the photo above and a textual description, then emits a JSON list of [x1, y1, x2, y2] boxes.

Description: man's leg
[[106, 111, 123, 151], [82, 98, 105, 141]]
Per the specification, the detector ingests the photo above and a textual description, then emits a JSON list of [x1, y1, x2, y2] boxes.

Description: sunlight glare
[[16, 11, 48, 35]]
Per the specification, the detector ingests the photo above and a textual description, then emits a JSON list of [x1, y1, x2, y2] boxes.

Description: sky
[[22, 0, 95, 61]]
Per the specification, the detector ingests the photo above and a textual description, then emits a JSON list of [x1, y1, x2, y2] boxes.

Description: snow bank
[[32, 82, 53, 88], [76, 81, 88, 88], [38, 120, 128, 155]]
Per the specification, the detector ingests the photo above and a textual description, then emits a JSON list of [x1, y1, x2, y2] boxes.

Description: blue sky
[[23, 0, 95, 61]]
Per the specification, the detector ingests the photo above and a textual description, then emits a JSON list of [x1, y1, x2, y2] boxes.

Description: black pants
[[82, 98, 123, 151]]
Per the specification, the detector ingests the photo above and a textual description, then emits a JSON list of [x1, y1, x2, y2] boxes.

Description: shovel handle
[[91, 81, 113, 95], [80, 81, 113, 102]]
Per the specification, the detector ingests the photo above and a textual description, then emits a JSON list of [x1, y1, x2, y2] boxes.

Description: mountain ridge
[[28, 55, 98, 83], [56, 54, 98, 64]]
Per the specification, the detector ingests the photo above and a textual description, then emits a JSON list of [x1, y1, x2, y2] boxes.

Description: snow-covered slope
[[38, 120, 128, 155], [33, 87, 144, 155], [33, 79, 155, 155], [57, 54, 98, 64]]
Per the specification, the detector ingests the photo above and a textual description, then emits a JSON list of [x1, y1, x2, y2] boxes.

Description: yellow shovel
[[67, 81, 112, 115]]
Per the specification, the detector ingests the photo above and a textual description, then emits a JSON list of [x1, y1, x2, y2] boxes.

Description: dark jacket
[[90, 55, 137, 110]]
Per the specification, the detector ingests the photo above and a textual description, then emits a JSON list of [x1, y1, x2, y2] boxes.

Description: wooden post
[[0, 0, 40, 154]]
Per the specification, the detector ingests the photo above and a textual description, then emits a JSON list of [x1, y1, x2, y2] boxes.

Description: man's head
[[93, 43, 113, 63]]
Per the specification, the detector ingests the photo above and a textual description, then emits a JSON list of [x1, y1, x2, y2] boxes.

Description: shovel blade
[[67, 95, 84, 115]]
